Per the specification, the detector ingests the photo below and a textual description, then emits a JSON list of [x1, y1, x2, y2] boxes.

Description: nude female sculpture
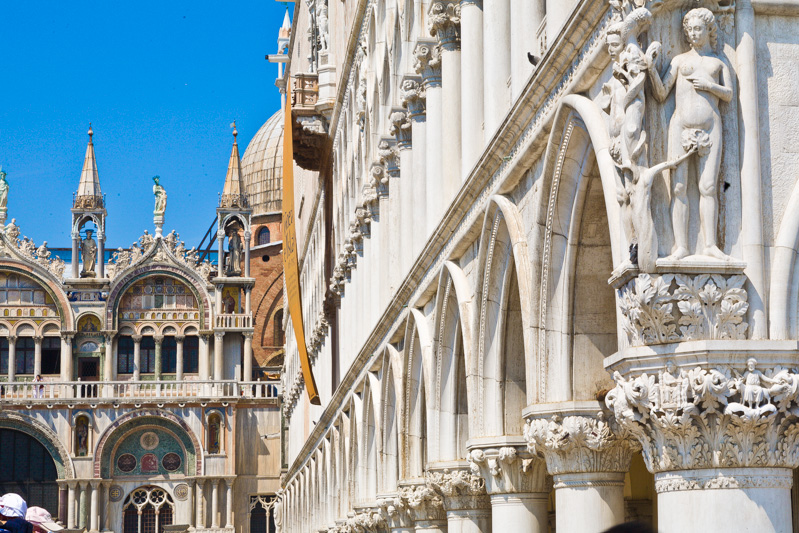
[[646, 8, 733, 260]]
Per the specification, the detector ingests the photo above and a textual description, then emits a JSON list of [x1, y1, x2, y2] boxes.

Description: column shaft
[[225, 479, 234, 527], [78, 482, 87, 529], [72, 238, 79, 278], [7, 336, 16, 382], [446, 509, 491, 533], [554, 472, 625, 533], [461, 0, 484, 172], [244, 231, 251, 277], [217, 236, 225, 280], [399, 146, 414, 274], [490, 493, 547, 532], [199, 334, 210, 380], [33, 336, 42, 377], [483, 0, 511, 137], [425, 85, 443, 232], [410, 117, 427, 256], [60, 335, 72, 383], [103, 335, 114, 382], [132, 335, 142, 381], [67, 484, 76, 529], [153, 335, 163, 381], [243, 333, 253, 382], [89, 483, 99, 533], [510, 0, 539, 99], [211, 480, 220, 528], [441, 48, 462, 191], [98, 238, 105, 279], [175, 336, 184, 381], [214, 333, 224, 381], [196, 479, 206, 528]]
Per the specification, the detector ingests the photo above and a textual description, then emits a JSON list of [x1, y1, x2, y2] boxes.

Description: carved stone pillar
[[33, 335, 42, 378], [89, 480, 99, 533], [379, 138, 401, 293], [60, 333, 73, 382], [199, 333, 211, 381], [401, 77, 427, 259], [378, 493, 414, 533], [103, 333, 114, 382], [398, 481, 447, 532], [605, 349, 799, 533], [429, 0, 462, 195], [524, 402, 636, 533], [390, 109, 414, 275], [414, 40, 443, 234], [427, 464, 491, 533], [131, 334, 142, 381], [468, 443, 549, 532], [460, 0, 483, 174], [214, 332, 224, 381], [67, 480, 77, 529], [78, 480, 87, 530], [153, 334, 163, 381], [225, 477, 234, 527], [7, 335, 16, 382], [175, 335, 185, 382], [210, 478, 220, 528], [242, 331, 253, 382]]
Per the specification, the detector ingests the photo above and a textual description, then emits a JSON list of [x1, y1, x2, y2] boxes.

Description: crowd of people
[[0, 494, 62, 533]]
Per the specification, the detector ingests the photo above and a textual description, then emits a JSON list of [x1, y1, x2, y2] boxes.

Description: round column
[[153, 334, 163, 381], [490, 493, 548, 531], [213, 332, 224, 381], [483, 0, 511, 137], [225, 478, 234, 527], [553, 472, 625, 532], [67, 481, 77, 529], [71, 237, 80, 278], [103, 334, 114, 382], [89, 480, 100, 533], [210, 479, 220, 528], [654, 468, 791, 533], [460, 0, 484, 173], [196, 478, 206, 528], [98, 234, 105, 279], [7, 335, 16, 382], [60, 333, 73, 384], [415, 41, 443, 234], [175, 335, 185, 382], [33, 335, 42, 378], [427, 466, 491, 533], [199, 333, 210, 381], [242, 332, 253, 383], [131, 334, 142, 381]]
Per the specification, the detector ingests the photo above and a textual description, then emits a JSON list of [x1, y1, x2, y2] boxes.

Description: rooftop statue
[[81, 229, 97, 278], [646, 8, 733, 261], [0, 167, 9, 209], [227, 230, 243, 276], [153, 175, 167, 216]]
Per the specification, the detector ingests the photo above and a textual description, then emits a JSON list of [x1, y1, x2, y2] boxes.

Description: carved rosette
[[615, 272, 749, 347], [428, 1, 460, 51], [467, 446, 548, 495], [426, 468, 490, 511], [389, 110, 412, 150], [414, 41, 442, 87], [524, 412, 637, 476], [606, 359, 799, 475], [397, 482, 446, 524]]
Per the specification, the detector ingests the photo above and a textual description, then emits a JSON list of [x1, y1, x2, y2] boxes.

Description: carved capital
[[613, 270, 749, 347], [377, 138, 400, 178], [524, 409, 636, 475], [428, 1, 460, 50], [376, 493, 412, 530], [401, 77, 426, 119], [174, 335, 185, 343], [606, 357, 799, 473], [153, 334, 164, 344], [389, 109, 412, 149], [341, 508, 385, 533], [131, 334, 143, 344], [397, 481, 446, 524], [368, 163, 389, 199], [468, 446, 548, 495], [414, 41, 442, 87], [426, 466, 490, 511]]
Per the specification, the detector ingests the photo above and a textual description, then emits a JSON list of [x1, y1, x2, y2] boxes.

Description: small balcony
[[0, 379, 280, 406], [215, 313, 253, 330]]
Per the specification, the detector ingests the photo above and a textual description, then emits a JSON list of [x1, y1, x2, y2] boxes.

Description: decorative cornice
[[654, 468, 793, 493]]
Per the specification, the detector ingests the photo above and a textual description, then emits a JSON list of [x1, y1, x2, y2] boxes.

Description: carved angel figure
[[646, 8, 733, 260]]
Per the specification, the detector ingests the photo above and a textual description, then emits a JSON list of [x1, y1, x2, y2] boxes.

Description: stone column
[[460, 0, 483, 173], [390, 109, 414, 275], [71, 236, 80, 279], [210, 478, 220, 528], [196, 478, 206, 528], [378, 138, 401, 293], [510, 0, 539, 99], [7, 335, 16, 382], [525, 403, 634, 533], [131, 334, 142, 381], [89, 480, 99, 533], [245, 287, 252, 314], [33, 335, 42, 378], [60, 334, 73, 382], [401, 77, 427, 257], [483, 0, 511, 138], [225, 477, 234, 527], [175, 335, 185, 381], [430, 1, 462, 192], [217, 232, 225, 279], [244, 230, 251, 278], [414, 40, 443, 234], [78, 481, 87, 530], [378, 493, 414, 533], [67, 481, 77, 529], [153, 334, 163, 381], [213, 332, 224, 381], [103, 334, 114, 382], [98, 233, 105, 279], [427, 465, 491, 533], [468, 444, 549, 532], [199, 333, 210, 380], [605, 355, 799, 533], [242, 331, 253, 382], [102, 481, 111, 531]]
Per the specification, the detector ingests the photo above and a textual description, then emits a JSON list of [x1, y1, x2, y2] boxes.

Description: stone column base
[[655, 468, 793, 533]]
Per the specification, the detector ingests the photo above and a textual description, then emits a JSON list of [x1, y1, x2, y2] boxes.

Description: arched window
[[41, 338, 60, 375], [122, 486, 174, 533], [249, 495, 277, 533], [258, 227, 271, 246], [141, 337, 156, 374], [0, 338, 8, 374], [162, 337, 177, 374], [118, 336, 135, 374], [0, 429, 58, 515], [274, 309, 284, 346], [17, 337, 35, 375], [184, 336, 199, 374]]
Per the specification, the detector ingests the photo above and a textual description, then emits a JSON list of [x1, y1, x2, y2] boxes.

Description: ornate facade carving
[[468, 446, 548, 495], [414, 41, 442, 87], [428, 1, 460, 51], [606, 359, 799, 473], [616, 272, 748, 346], [340, 508, 385, 533], [426, 468, 490, 511], [397, 483, 446, 524], [524, 413, 636, 475], [389, 110, 412, 149], [106, 231, 213, 282], [401, 79, 426, 119]]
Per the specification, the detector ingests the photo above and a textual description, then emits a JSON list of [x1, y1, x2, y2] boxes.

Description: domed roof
[[242, 110, 284, 216]]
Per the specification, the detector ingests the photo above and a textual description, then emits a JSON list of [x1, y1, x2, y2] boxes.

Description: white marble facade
[[280, 0, 799, 532]]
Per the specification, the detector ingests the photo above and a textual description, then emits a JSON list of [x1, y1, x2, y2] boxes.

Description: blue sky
[[0, 1, 288, 249]]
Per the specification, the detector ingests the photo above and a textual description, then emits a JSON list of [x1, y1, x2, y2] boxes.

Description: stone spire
[[220, 122, 248, 208], [74, 124, 104, 209]]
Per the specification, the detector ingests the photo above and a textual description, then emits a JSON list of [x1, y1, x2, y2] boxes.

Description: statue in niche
[[80, 229, 97, 278], [75, 417, 89, 456], [227, 230, 243, 276], [153, 176, 167, 216], [646, 8, 733, 260], [0, 168, 9, 209]]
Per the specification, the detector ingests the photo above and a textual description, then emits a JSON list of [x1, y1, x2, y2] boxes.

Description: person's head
[[26, 507, 63, 533], [683, 7, 717, 50], [0, 493, 27, 519], [85, 229, 93, 238], [747, 357, 757, 371], [152, 175, 160, 185], [605, 27, 624, 61], [34, 375, 41, 381]]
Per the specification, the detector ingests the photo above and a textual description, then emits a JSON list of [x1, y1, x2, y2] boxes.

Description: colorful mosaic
[[112, 426, 186, 477]]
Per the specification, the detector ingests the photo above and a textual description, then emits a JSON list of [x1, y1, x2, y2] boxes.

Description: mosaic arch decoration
[[94, 408, 201, 479], [0, 411, 74, 479], [105, 267, 212, 331], [0, 265, 73, 330]]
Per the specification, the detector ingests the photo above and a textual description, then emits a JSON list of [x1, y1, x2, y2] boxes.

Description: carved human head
[[152, 175, 160, 185], [85, 229, 93, 238], [747, 357, 757, 371], [605, 27, 624, 61], [683, 8, 718, 50]]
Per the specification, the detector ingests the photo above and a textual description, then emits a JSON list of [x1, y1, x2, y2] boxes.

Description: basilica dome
[[241, 110, 283, 216]]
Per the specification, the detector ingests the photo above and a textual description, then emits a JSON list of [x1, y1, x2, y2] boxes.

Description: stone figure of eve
[[646, 8, 733, 260]]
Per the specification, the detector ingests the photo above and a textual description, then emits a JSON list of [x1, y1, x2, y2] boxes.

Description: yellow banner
[[282, 80, 320, 405]]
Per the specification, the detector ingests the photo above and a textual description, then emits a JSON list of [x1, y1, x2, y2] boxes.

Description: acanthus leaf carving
[[425, 468, 490, 511]]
